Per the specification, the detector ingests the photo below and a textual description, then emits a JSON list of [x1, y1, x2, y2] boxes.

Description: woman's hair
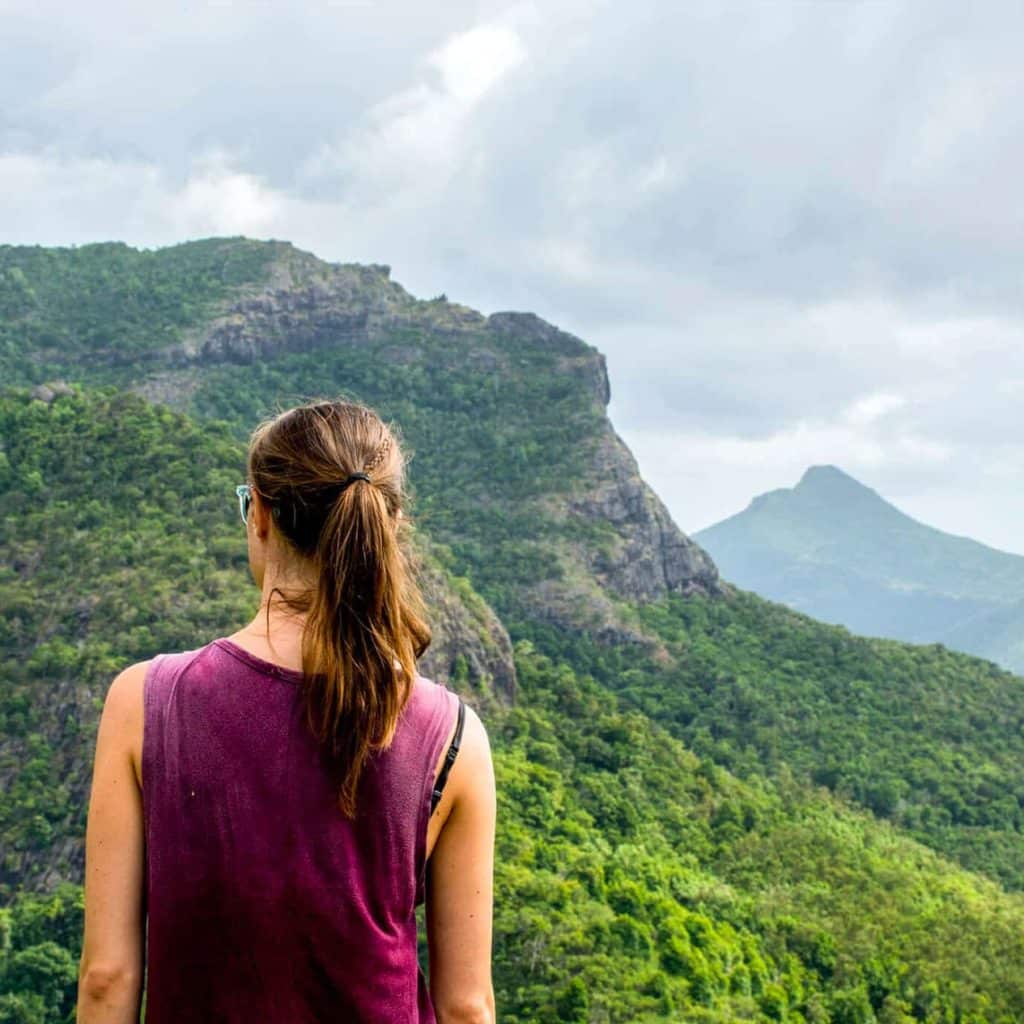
[[246, 398, 432, 819]]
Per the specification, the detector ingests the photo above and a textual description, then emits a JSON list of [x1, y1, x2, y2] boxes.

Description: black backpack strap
[[431, 696, 466, 815]]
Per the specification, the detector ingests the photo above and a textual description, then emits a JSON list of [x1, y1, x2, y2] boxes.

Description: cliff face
[[567, 424, 723, 603], [414, 537, 518, 706], [126, 241, 726, 648]]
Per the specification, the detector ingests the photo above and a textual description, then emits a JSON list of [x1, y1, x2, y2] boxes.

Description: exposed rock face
[[149, 251, 490, 368], [128, 243, 726, 646], [512, 421, 727, 655], [28, 380, 75, 403], [127, 249, 604, 379], [486, 311, 584, 353], [413, 537, 518, 709], [568, 425, 726, 604], [129, 367, 204, 410]]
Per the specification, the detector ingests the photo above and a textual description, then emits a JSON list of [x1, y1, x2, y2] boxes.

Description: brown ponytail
[[246, 398, 432, 819]]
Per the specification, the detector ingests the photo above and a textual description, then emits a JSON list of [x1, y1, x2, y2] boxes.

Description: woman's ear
[[250, 488, 273, 539]]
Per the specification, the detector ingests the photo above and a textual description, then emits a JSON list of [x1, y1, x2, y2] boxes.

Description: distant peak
[[798, 464, 858, 487], [794, 464, 884, 501]]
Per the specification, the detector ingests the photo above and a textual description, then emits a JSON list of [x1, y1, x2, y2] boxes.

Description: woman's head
[[245, 400, 401, 571], [244, 398, 432, 818]]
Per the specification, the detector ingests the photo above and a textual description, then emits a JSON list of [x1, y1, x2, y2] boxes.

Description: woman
[[76, 399, 497, 1023]]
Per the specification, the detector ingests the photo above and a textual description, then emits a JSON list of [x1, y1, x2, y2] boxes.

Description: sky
[[3, 0, 1024, 554]]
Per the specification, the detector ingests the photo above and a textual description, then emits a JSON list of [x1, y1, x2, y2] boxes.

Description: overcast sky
[[4, 0, 1024, 554]]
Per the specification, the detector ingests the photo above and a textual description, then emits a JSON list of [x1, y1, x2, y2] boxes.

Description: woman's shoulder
[[411, 669, 444, 694], [409, 675, 487, 756], [408, 671, 460, 715], [141, 638, 243, 705]]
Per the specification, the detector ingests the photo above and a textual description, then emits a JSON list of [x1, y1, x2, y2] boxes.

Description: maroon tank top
[[141, 637, 461, 1023]]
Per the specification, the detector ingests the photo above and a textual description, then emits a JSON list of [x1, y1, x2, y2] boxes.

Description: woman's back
[[141, 636, 462, 1023], [78, 398, 495, 1023]]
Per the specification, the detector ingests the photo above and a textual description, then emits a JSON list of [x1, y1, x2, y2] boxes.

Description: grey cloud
[[1, 3, 482, 184], [2, 0, 1023, 551], [9, 0, 1020, 310]]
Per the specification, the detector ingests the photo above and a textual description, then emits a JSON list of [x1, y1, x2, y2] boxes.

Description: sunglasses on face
[[236, 483, 253, 524]]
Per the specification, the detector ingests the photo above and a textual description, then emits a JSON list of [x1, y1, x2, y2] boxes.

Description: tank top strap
[[410, 678, 462, 904], [141, 646, 205, 837]]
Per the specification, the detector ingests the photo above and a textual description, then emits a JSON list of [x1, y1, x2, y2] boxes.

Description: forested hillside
[[2, 239, 1024, 1022]]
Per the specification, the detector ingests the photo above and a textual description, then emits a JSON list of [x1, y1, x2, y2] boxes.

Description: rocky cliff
[[125, 240, 728, 651], [6, 233, 727, 677]]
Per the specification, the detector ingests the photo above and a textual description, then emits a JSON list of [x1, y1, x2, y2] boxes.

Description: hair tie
[[317, 472, 372, 506]]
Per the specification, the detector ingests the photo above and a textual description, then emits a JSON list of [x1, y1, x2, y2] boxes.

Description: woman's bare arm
[[425, 704, 497, 1024], [77, 661, 148, 1023]]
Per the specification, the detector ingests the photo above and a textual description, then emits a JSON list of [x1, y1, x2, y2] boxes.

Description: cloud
[[0, 149, 292, 241], [428, 24, 527, 102], [294, 18, 528, 211], [842, 393, 908, 428], [169, 153, 283, 235], [1, 0, 1023, 552]]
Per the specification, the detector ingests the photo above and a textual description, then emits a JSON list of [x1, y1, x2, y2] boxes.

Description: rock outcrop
[[413, 536, 518, 708], [567, 424, 725, 604], [28, 380, 75, 403], [127, 240, 727, 648]]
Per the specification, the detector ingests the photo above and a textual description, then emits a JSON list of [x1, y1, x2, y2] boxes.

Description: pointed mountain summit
[[749, 463, 915, 523], [796, 463, 886, 500], [694, 465, 1024, 673], [798, 463, 872, 491]]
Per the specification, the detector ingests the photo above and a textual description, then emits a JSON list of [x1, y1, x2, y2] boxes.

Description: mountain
[[1, 238, 725, 649], [5, 388, 1024, 1023], [3, 240, 1024, 1021], [693, 463, 1024, 673]]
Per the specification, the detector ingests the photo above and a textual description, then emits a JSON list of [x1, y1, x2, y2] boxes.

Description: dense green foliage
[[0, 238, 275, 386], [184, 326, 606, 611], [4, 238, 1024, 1020], [0, 387, 256, 875], [4, 385, 1024, 1021], [175, 315, 1024, 893], [6, 625, 1024, 1021], [600, 590, 1024, 889], [489, 640, 1024, 1022], [0, 885, 82, 1024]]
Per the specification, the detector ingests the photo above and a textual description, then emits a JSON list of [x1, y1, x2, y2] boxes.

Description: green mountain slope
[[693, 464, 1024, 673], [5, 237, 724, 648], [0, 387, 515, 890], [3, 385, 1024, 1022], [3, 238, 1024, 1020], [148, 293, 1024, 892], [0, 238, 278, 382], [5, 239, 1024, 891]]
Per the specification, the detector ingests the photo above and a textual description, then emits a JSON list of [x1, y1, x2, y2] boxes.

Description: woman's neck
[[229, 608, 310, 672]]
